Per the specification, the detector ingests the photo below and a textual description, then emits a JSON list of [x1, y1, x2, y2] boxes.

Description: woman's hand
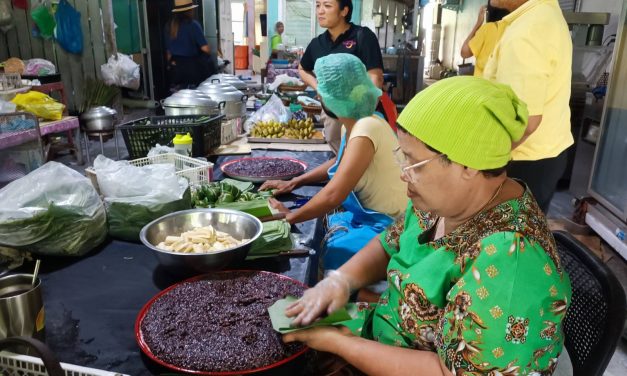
[[259, 179, 297, 196], [283, 326, 354, 353], [268, 198, 290, 214], [285, 271, 352, 327]]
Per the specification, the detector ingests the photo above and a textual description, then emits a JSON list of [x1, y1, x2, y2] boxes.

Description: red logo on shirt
[[343, 40, 356, 49]]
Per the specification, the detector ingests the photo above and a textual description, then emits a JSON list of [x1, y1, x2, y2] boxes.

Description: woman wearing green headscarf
[[281, 76, 572, 375], [261, 53, 406, 271]]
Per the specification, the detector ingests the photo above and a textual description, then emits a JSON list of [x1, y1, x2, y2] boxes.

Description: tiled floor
[[52, 106, 627, 375]]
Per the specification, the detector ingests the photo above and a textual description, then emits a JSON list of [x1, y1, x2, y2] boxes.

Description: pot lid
[[198, 82, 237, 91], [80, 106, 117, 120], [163, 92, 218, 107]]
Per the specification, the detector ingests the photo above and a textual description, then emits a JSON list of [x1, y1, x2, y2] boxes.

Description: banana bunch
[[250, 120, 285, 138], [250, 117, 316, 140], [284, 118, 315, 140]]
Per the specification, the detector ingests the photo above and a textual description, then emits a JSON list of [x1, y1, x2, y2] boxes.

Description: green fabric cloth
[[397, 76, 529, 170], [343, 185, 572, 375], [313, 53, 382, 119], [271, 34, 282, 50]]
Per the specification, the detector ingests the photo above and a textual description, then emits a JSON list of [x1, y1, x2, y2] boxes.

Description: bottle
[[173, 133, 193, 157]]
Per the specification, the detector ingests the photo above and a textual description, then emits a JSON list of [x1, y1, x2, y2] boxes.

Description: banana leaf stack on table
[[192, 178, 297, 258]]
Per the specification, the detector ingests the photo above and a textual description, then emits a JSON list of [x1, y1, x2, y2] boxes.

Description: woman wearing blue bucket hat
[[261, 53, 406, 272]]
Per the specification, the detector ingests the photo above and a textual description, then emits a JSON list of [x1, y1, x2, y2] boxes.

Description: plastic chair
[[553, 230, 626, 376]]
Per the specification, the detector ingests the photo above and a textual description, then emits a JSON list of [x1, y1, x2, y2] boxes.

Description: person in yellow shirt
[[483, 0, 573, 212], [460, 2, 509, 77], [271, 21, 284, 56]]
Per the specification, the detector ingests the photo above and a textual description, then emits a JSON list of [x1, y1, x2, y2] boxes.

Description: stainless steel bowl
[[139, 209, 263, 273]]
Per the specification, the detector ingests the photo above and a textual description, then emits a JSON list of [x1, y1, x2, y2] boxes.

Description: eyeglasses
[[393, 147, 443, 183]]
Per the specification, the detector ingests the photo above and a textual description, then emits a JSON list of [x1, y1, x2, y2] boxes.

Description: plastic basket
[[0, 73, 22, 91], [85, 153, 213, 194], [118, 115, 223, 159], [0, 351, 128, 376]]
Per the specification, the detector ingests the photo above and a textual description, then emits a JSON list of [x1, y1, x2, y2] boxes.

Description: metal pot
[[80, 106, 117, 132], [204, 90, 247, 119], [161, 91, 221, 116]]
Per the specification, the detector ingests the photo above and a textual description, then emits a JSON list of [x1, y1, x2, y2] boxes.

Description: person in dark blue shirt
[[164, 0, 214, 89]]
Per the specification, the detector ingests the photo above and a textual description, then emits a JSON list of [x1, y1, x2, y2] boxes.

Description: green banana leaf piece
[[268, 296, 353, 334], [220, 178, 254, 193]]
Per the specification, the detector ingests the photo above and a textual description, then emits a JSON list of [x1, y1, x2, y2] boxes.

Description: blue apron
[[323, 135, 393, 270]]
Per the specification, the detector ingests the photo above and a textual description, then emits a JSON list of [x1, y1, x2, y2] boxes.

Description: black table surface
[[19, 149, 333, 375]]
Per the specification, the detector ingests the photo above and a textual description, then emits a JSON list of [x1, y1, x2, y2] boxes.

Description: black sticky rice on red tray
[[141, 271, 305, 372], [224, 158, 305, 178]]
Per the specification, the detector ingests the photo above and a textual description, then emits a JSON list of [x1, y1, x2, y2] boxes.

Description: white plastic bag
[[147, 144, 176, 157], [268, 74, 304, 91], [0, 99, 16, 114], [93, 155, 191, 241], [244, 94, 291, 132], [0, 162, 107, 256], [100, 53, 140, 90]]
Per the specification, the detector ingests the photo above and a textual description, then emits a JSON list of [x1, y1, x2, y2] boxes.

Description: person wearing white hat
[[165, 0, 214, 89]]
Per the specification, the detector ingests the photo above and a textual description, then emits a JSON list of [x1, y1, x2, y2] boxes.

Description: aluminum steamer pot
[[80, 106, 117, 132], [198, 86, 247, 119], [161, 90, 221, 116]]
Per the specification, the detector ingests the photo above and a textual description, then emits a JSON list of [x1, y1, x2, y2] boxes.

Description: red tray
[[135, 270, 308, 375]]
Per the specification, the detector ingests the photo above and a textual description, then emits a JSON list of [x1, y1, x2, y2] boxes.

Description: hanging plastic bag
[[100, 53, 141, 90], [55, 0, 83, 54], [11, 91, 64, 120], [31, 4, 56, 39], [0, 162, 108, 257], [244, 94, 291, 132], [93, 155, 192, 242], [0, 0, 14, 33]]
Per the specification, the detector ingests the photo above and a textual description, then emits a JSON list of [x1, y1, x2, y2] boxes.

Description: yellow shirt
[[468, 22, 505, 78], [346, 116, 406, 218], [483, 0, 573, 161]]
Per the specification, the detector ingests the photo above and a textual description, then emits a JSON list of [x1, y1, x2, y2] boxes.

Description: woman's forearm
[[338, 236, 389, 289], [332, 336, 450, 376], [298, 65, 318, 90]]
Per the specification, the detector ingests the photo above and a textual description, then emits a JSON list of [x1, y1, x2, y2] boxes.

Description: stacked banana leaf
[[192, 178, 274, 218], [247, 220, 293, 259]]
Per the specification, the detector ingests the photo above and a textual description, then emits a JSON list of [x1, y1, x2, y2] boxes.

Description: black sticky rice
[[141, 271, 305, 372], [223, 158, 305, 178]]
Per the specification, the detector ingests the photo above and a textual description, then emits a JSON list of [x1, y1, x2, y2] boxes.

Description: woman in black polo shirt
[[299, 0, 384, 154]]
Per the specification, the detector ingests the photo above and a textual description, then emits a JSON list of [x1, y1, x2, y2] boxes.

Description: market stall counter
[[12, 149, 333, 375]]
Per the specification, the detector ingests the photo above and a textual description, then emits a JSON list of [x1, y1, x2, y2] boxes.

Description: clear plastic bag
[[100, 53, 141, 90], [0, 162, 107, 256], [24, 58, 56, 76], [244, 94, 291, 132], [93, 155, 191, 241], [11, 91, 64, 120]]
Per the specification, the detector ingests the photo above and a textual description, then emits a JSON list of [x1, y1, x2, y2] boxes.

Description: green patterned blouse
[[343, 187, 571, 375]]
